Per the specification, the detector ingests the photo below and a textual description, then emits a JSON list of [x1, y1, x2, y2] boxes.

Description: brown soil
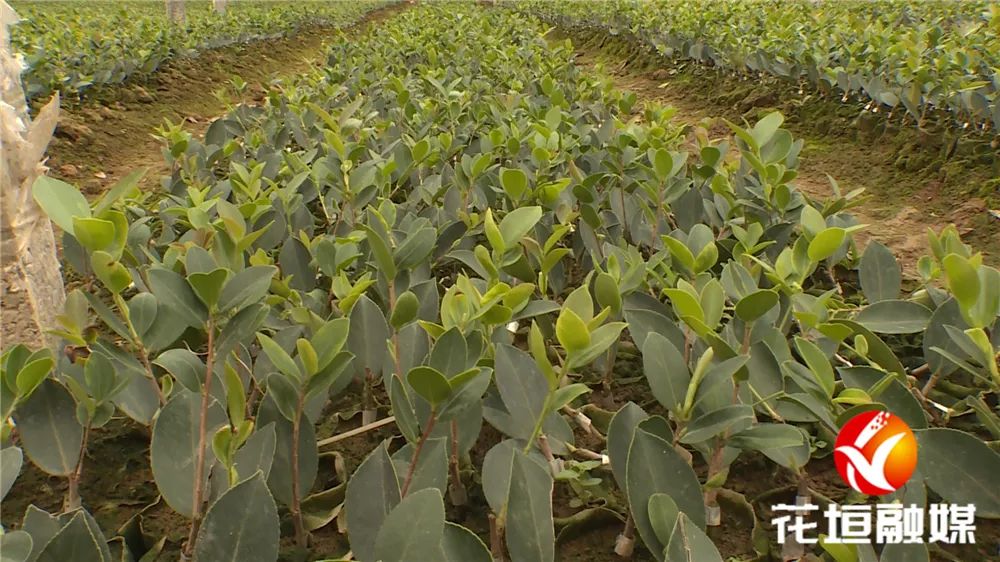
[[561, 33, 1000, 278]]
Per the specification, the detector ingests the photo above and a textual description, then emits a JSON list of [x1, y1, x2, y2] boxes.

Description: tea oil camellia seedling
[[2, 2, 1000, 562]]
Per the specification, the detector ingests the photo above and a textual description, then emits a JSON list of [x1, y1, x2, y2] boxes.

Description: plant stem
[[921, 369, 944, 396], [448, 420, 467, 506], [702, 437, 725, 525], [400, 410, 437, 498], [290, 391, 307, 549], [65, 422, 91, 511], [489, 513, 506, 562], [614, 515, 635, 558], [115, 294, 164, 405], [184, 319, 215, 558]]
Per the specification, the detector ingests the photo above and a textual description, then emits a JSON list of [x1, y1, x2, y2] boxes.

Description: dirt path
[[569, 42, 1000, 278], [1, 5, 407, 349]]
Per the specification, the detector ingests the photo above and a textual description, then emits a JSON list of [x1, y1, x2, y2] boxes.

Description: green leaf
[[361, 224, 397, 281], [647, 493, 679, 548], [652, 148, 673, 181], [500, 168, 529, 201], [391, 438, 448, 496], [346, 295, 390, 382], [917, 428, 1000, 517], [257, 334, 301, 381], [407, 366, 452, 407], [794, 337, 834, 398], [257, 396, 317, 507], [751, 112, 784, 148], [626, 423, 705, 561], [232, 424, 276, 485], [188, 268, 230, 310], [153, 348, 204, 393], [296, 338, 319, 377], [594, 272, 622, 315], [569, 321, 626, 369], [680, 404, 754, 444], [217, 265, 277, 314], [563, 285, 595, 323], [663, 288, 704, 327], [662, 236, 695, 272], [498, 206, 542, 248], [799, 205, 827, 238], [71, 217, 115, 252], [730, 423, 807, 451], [548, 383, 591, 413], [859, 242, 901, 302], [32, 176, 90, 233], [35, 511, 107, 562], [266, 374, 299, 422], [442, 523, 492, 562], [556, 307, 590, 353], [93, 168, 145, 216], [818, 536, 859, 562], [808, 227, 847, 262], [345, 443, 400, 562], [90, 251, 131, 294], [374, 489, 446, 562], [313, 317, 351, 370], [0, 530, 32, 562], [194, 472, 279, 562], [148, 267, 207, 327], [734, 289, 779, 322], [607, 402, 648, 492], [970, 265, 1000, 329], [641, 332, 690, 416], [14, 356, 52, 399], [507, 448, 555, 562], [494, 344, 548, 440], [484, 210, 505, 253], [12, 380, 82, 477], [855, 300, 932, 334], [879, 543, 929, 562], [1, 446, 23, 502], [390, 290, 420, 329], [664, 512, 724, 562], [942, 254, 980, 315], [151, 390, 226, 517]]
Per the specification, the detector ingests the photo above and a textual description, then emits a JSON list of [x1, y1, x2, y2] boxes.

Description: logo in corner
[[834, 410, 917, 496]]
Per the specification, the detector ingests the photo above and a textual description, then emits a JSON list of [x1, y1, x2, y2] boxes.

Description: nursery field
[[1, 2, 999, 562]]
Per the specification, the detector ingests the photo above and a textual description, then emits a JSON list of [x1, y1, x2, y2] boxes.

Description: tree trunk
[[0, 1, 65, 350], [165, 0, 185, 24], [213, 0, 225, 15]]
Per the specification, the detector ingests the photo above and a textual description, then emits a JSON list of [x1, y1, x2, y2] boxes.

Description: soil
[[557, 31, 1000, 278]]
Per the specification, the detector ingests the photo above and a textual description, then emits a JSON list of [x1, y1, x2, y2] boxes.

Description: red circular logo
[[833, 410, 917, 496]]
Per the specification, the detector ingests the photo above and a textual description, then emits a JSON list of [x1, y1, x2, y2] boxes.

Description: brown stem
[[614, 515, 635, 558], [400, 410, 437, 498], [362, 368, 376, 426], [702, 437, 725, 521], [290, 391, 307, 549], [489, 513, 506, 562], [65, 423, 91, 511], [921, 369, 943, 396], [538, 434, 561, 477], [184, 319, 215, 557]]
